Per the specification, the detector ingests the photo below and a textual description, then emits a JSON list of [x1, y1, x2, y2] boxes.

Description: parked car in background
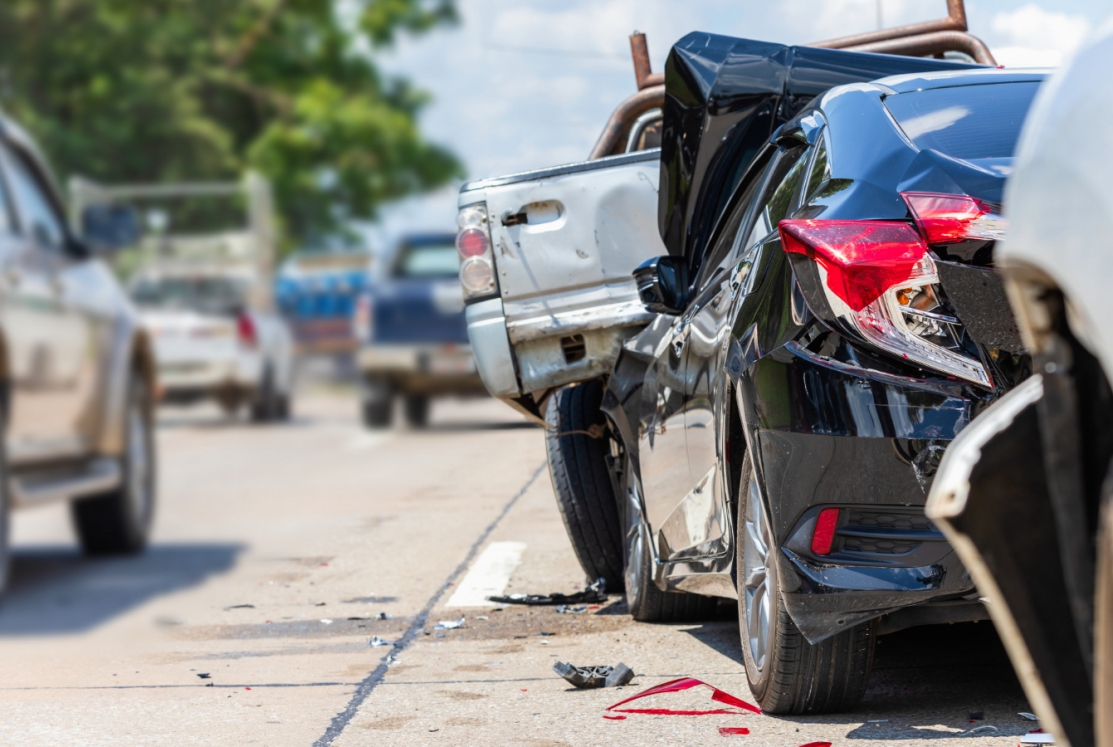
[[927, 22, 1113, 747], [354, 233, 483, 428], [275, 247, 373, 357], [463, 28, 1040, 714], [133, 266, 295, 421], [0, 114, 156, 599]]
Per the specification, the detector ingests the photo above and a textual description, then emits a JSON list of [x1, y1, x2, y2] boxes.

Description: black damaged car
[[563, 34, 1043, 714]]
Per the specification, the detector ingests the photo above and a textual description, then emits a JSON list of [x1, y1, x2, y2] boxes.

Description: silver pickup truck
[[455, 34, 665, 423], [456, 147, 663, 421]]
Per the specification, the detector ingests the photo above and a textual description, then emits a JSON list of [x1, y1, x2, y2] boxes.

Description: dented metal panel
[[458, 150, 665, 398]]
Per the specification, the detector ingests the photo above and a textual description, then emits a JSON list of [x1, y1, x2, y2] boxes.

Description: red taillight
[[778, 220, 927, 312], [456, 227, 489, 258], [901, 192, 1006, 244], [811, 507, 840, 556], [237, 314, 258, 348]]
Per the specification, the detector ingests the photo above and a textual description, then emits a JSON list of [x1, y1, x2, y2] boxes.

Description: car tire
[[403, 395, 430, 428], [546, 382, 626, 593], [251, 367, 279, 423], [275, 392, 292, 421], [1096, 463, 1113, 747], [737, 452, 875, 714], [72, 377, 156, 555], [361, 376, 393, 429]]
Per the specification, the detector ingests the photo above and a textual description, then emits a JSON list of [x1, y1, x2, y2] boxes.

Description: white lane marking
[[445, 541, 527, 608]]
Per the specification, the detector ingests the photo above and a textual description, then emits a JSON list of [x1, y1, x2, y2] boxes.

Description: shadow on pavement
[[717, 621, 1028, 739], [0, 542, 244, 635]]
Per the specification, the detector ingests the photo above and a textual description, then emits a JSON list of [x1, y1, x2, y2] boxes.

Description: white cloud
[[989, 4, 1090, 66]]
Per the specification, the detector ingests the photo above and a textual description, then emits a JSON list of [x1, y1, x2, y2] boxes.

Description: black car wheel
[[251, 366, 279, 423], [545, 382, 624, 591], [73, 377, 156, 555], [403, 395, 430, 428], [737, 452, 875, 713], [361, 376, 393, 428]]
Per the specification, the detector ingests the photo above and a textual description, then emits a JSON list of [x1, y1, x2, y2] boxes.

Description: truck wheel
[[737, 452, 875, 713], [403, 395, 430, 428], [361, 377, 393, 428], [545, 382, 626, 593], [72, 377, 156, 555], [1096, 463, 1113, 747], [251, 367, 279, 423]]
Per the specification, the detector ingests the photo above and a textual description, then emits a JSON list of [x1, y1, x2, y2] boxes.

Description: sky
[[367, 0, 1109, 244]]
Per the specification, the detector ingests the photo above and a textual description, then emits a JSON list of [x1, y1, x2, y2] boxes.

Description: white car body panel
[[999, 24, 1113, 378]]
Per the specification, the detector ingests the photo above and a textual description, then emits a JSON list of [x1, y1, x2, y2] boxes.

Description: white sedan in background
[[133, 269, 296, 421]]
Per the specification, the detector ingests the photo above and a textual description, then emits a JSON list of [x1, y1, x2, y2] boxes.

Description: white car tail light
[[236, 313, 259, 349], [456, 204, 497, 300], [778, 218, 992, 387]]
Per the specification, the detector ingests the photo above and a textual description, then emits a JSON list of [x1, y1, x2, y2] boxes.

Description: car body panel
[[657, 34, 981, 269], [0, 113, 154, 503]]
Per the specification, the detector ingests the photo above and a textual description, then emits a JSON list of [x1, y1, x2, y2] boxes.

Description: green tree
[[0, 0, 462, 244]]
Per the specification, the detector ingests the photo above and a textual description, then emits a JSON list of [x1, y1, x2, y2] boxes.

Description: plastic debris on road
[[556, 605, 588, 614], [1019, 713, 1040, 721], [434, 618, 465, 630], [604, 677, 761, 717], [224, 604, 254, 610], [375, 612, 391, 620], [197, 673, 211, 679], [488, 577, 607, 606], [369, 636, 392, 647], [319, 618, 333, 625], [964, 725, 999, 735], [553, 662, 634, 689], [718, 727, 750, 736]]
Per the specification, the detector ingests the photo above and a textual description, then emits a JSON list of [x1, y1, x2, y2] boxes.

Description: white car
[[926, 18, 1113, 747], [133, 269, 296, 421]]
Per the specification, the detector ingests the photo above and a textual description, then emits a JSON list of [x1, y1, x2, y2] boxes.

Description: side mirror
[[81, 204, 140, 253], [634, 255, 689, 315]]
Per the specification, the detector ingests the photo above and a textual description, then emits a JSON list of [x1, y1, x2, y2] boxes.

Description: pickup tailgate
[[458, 149, 664, 407]]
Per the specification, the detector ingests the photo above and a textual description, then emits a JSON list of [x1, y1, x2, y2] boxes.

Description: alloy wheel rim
[[743, 472, 774, 670], [625, 487, 645, 607]]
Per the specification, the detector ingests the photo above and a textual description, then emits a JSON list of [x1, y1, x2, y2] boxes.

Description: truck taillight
[[778, 219, 991, 387], [237, 313, 258, 348], [456, 203, 497, 300], [353, 294, 372, 342]]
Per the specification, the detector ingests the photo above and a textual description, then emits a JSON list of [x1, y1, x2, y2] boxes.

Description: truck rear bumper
[[357, 342, 483, 395]]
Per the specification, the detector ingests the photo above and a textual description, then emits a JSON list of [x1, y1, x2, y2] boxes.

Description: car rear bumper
[[745, 341, 994, 642]]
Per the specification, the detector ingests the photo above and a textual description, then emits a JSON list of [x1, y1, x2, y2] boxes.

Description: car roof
[[870, 67, 1049, 95]]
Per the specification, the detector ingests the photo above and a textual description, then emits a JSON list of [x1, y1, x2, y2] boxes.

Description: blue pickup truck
[[353, 233, 484, 428]]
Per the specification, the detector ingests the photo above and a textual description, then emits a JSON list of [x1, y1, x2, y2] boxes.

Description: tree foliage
[[0, 0, 461, 243]]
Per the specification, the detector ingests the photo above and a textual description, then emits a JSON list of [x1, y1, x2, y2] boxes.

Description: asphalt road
[[0, 391, 1041, 746]]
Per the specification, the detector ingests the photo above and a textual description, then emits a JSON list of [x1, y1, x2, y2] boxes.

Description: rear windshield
[[131, 276, 247, 313], [395, 242, 459, 279], [884, 81, 1041, 161]]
